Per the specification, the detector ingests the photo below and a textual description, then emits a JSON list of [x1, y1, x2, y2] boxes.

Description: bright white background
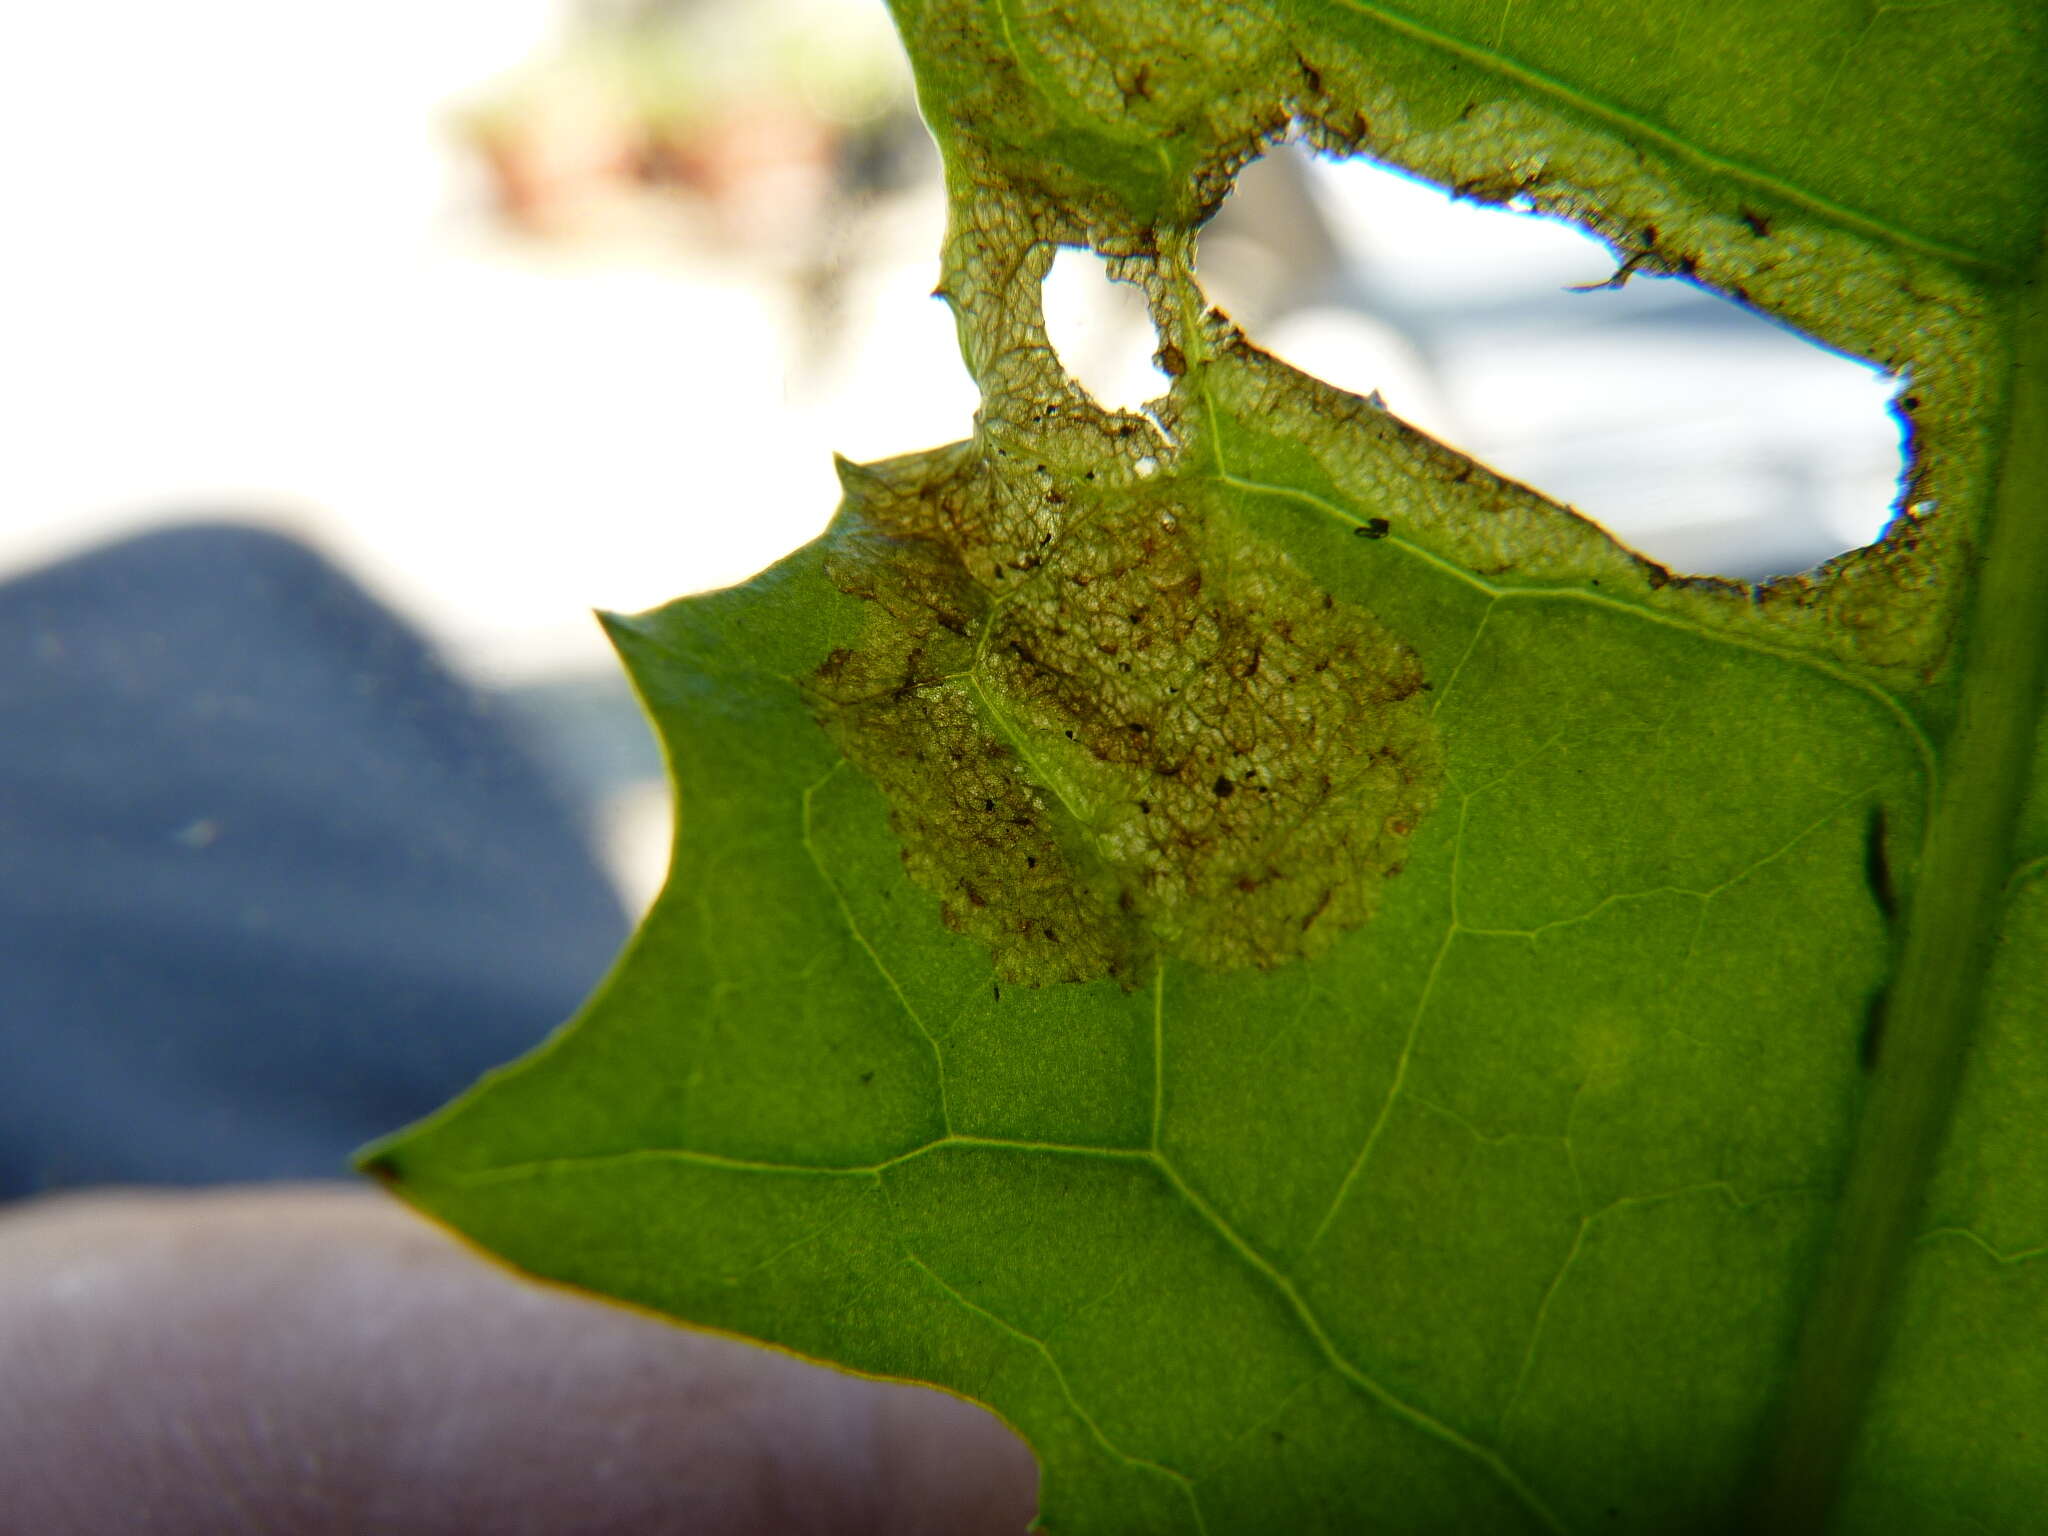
[[0, 0, 977, 682]]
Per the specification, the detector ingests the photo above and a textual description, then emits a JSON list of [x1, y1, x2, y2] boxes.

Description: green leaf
[[363, 3, 2048, 1532]]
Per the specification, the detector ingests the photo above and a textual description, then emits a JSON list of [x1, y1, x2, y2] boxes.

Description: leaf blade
[[365, 2, 2048, 1531]]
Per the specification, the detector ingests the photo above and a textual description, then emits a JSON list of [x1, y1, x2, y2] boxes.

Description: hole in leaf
[[1196, 140, 1907, 581], [1041, 246, 1172, 415]]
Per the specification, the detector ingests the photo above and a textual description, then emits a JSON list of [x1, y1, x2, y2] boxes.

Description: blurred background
[[0, 0, 1906, 1193]]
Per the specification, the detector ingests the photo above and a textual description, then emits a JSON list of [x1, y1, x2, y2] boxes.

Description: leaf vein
[[1916, 1226, 2048, 1267], [1212, 468, 1938, 794], [1153, 1154, 1571, 1535], [1152, 957, 1168, 1152], [903, 1253, 1211, 1532], [800, 763, 954, 1131], [1305, 796, 1471, 1254]]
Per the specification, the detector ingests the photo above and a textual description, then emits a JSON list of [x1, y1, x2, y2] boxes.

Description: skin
[[0, 1185, 1038, 1535]]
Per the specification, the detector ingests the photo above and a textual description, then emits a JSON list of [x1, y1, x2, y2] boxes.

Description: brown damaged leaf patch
[[806, 441, 1444, 985]]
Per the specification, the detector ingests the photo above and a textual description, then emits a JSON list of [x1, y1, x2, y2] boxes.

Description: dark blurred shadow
[[0, 522, 629, 1198]]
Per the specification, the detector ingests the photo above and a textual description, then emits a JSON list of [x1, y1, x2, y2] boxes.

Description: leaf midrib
[[1752, 245, 2048, 1529]]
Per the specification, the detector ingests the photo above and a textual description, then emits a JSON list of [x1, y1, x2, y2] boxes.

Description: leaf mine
[[807, 439, 1443, 984]]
